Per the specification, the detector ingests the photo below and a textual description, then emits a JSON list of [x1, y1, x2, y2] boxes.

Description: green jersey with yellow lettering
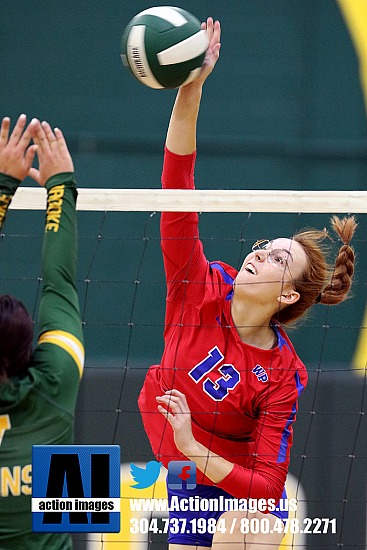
[[0, 173, 84, 549]]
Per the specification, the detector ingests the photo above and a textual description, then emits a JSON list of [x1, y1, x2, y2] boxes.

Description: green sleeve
[[37, 173, 84, 376], [0, 173, 20, 230]]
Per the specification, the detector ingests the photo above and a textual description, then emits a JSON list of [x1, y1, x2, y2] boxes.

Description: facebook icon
[[167, 461, 196, 490]]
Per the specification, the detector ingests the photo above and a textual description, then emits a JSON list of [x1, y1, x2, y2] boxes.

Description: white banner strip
[[10, 188, 367, 213]]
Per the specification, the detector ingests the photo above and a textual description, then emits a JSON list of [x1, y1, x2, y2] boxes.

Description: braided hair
[[276, 216, 357, 325]]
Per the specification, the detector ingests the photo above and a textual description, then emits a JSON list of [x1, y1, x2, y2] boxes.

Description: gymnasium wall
[[1, 2, 367, 548], [2, 0, 367, 368]]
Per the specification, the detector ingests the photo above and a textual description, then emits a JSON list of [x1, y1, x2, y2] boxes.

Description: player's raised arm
[[160, 19, 222, 304], [0, 118, 83, 548], [30, 120, 84, 379], [165, 18, 221, 155], [0, 115, 37, 229]]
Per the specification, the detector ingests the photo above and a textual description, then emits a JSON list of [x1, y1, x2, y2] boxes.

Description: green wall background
[[2, 2, 367, 548], [1, 0, 367, 368]]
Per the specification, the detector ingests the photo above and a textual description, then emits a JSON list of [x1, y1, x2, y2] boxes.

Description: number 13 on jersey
[[188, 346, 241, 401]]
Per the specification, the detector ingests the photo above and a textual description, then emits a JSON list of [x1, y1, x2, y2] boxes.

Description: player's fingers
[[157, 405, 174, 424], [156, 395, 184, 415], [213, 20, 221, 44], [24, 144, 38, 171], [54, 127, 70, 156], [165, 389, 189, 410], [207, 18, 217, 49], [28, 118, 41, 138], [164, 396, 184, 409], [157, 395, 178, 406], [30, 121, 42, 147], [41, 120, 57, 145], [207, 21, 220, 58], [177, 392, 190, 411], [18, 120, 35, 151], [165, 388, 185, 398], [28, 166, 40, 183], [160, 392, 184, 404], [9, 114, 27, 145], [206, 17, 214, 36], [166, 389, 189, 406], [32, 121, 50, 153], [0, 117, 10, 147]]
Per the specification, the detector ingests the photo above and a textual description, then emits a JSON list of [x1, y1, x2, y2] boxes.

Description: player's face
[[235, 238, 308, 303]]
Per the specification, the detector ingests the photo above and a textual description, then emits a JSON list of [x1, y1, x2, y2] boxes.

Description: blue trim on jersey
[[272, 323, 291, 352], [277, 402, 297, 463], [294, 370, 305, 397], [277, 371, 305, 463], [210, 262, 234, 301]]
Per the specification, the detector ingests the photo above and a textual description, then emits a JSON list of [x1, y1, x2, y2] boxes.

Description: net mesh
[[4, 190, 367, 549]]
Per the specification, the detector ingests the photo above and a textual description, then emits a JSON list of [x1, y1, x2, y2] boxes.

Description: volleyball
[[120, 6, 208, 89]]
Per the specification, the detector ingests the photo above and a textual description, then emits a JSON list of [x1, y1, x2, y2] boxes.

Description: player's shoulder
[[206, 261, 237, 302], [275, 324, 306, 367], [209, 260, 238, 284], [275, 323, 308, 387], [274, 323, 298, 355], [30, 331, 84, 388]]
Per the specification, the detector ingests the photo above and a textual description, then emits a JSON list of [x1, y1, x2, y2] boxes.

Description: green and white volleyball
[[120, 6, 208, 89]]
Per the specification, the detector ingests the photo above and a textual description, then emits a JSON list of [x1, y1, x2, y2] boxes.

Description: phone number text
[[130, 516, 337, 535]]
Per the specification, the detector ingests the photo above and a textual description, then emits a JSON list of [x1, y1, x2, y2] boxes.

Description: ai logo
[[32, 445, 120, 533]]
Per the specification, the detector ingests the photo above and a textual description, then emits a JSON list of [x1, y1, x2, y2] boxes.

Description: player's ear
[[277, 290, 300, 306]]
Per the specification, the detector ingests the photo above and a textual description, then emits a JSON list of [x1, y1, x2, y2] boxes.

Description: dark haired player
[[0, 115, 84, 549]]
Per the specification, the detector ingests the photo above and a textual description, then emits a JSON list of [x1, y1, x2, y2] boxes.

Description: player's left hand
[[200, 17, 221, 81], [184, 17, 221, 90], [156, 389, 196, 455], [0, 115, 38, 181], [29, 120, 74, 186]]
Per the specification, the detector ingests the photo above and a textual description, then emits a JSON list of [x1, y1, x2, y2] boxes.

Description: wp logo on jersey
[[252, 364, 268, 383], [32, 445, 120, 532]]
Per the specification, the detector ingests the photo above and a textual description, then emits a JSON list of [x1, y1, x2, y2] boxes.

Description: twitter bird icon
[[130, 461, 162, 489]]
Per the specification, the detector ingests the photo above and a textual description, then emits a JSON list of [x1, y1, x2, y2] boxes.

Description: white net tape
[[10, 187, 367, 213]]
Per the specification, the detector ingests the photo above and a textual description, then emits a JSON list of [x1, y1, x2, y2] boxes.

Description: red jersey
[[138, 147, 308, 502]]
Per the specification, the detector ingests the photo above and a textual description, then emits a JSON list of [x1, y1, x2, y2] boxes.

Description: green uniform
[[0, 173, 84, 549]]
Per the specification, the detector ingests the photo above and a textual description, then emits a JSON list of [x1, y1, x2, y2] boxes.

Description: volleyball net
[[4, 188, 367, 549]]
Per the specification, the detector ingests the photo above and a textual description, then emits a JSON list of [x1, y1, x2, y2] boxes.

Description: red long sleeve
[[161, 146, 196, 190], [139, 145, 308, 506]]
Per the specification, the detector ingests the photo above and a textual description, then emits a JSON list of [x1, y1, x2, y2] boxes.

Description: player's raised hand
[[183, 17, 221, 89], [29, 120, 74, 187], [156, 389, 196, 455], [200, 18, 221, 81], [0, 115, 38, 181]]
